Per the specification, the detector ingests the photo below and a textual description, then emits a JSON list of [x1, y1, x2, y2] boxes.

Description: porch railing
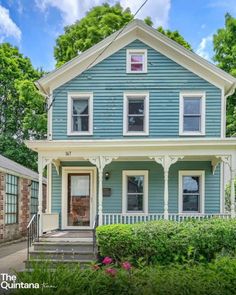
[[102, 213, 231, 225], [27, 214, 39, 260]]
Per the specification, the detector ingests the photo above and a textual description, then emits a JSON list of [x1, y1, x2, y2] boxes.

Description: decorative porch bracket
[[86, 156, 118, 225], [215, 155, 236, 218], [150, 155, 184, 220]]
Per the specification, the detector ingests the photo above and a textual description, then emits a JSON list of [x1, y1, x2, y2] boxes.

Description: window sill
[[123, 132, 149, 136], [179, 132, 205, 136], [67, 132, 93, 136]]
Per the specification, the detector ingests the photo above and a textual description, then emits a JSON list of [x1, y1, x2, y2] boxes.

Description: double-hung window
[[67, 93, 93, 135], [122, 171, 148, 213], [31, 181, 39, 216], [5, 174, 18, 224], [179, 92, 205, 135], [126, 49, 147, 73], [123, 93, 149, 135], [179, 171, 205, 213]]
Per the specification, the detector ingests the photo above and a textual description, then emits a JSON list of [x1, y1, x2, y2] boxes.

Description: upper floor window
[[67, 93, 93, 135], [126, 49, 147, 73], [179, 92, 205, 136], [123, 92, 149, 136], [179, 171, 205, 213], [5, 174, 18, 224]]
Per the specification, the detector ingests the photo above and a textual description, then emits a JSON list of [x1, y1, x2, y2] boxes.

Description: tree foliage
[[213, 13, 236, 136], [54, 3, 192, 67], [0, 43, 46, 171]]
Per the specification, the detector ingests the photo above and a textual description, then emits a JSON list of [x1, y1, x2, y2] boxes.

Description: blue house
[[27, 20, 236, 234]]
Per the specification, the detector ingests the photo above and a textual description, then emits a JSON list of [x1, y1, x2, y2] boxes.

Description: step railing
[[27, 214, 39, 260], [102, 213, 231, 225]]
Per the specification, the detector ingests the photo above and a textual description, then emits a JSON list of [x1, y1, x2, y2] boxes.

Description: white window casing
[[123, 92, 149, 136], [179, 91, 206, 136], [178, 170, 205, 214], [67, 92, 93, 136], [126, 49, 147, 73], [122, 170, 149, 214]]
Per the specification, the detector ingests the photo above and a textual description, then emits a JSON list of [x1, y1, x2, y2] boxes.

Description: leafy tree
[[54, 3, 192, 67], [213, 13, 236, 136], [0, 43, 46, 171]]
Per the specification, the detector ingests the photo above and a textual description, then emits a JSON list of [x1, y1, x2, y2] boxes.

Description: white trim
[[179, 91, 206, 136], [61, 166, 97, 230], [122, 170, 148, 214], [126, 49, 147, 73], [48, 90, 53, 140], [123, 92, 149, 136], [221, 87, 226, 138], [178, 170, 205, 214], [220, 162, 224, 213], [47, 163, 52, 213], [67, 92, 93, 136]]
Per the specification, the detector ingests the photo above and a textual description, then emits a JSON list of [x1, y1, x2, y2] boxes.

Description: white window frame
[[179, 91, 206, 136], [126, 49, 147, 73], [123, 92, 149, 136], [122, 170, 148, 214], [178, 170, 205, 214], [67, 92, 93, 136]]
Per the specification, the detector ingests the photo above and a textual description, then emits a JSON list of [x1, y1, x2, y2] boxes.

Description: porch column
[[230, 154, 236, 218], [150, 155, 184, 220], [87, 156, 117, 225]]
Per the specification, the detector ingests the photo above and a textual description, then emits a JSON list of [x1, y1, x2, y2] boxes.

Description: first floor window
[[31, 181, 39, 216], [122, 171, 148, 213], [179, 92, 205, 135], [67, 93, 93, 135], [179, 171, 205, 213], [123, 93, 149, 135], [5, 174, 18, 224]]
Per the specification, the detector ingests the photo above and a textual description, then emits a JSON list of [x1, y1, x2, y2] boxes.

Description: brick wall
[[0, 172, 47, 244]]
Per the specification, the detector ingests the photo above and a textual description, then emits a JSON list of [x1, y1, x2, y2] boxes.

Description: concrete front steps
[[25, 230, 97, 269]]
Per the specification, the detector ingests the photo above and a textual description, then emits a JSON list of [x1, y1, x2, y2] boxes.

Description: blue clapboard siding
[[51, 161, 221, 225], [52, 39, 222, 140]]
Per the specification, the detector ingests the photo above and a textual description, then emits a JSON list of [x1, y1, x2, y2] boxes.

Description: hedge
[[96, 218, 236, 264], [14, 257, 236, 295]]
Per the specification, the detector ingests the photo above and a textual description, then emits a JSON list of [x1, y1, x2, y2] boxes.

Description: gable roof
[[0, 154, 47, 183], [37, 19, 236, 96]]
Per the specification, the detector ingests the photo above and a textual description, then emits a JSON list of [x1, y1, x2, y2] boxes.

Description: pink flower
[[122, 261, 132, 271], [102, 256, 112, 265], [105, 268, 117, 277], [92, 264, 100, 271]]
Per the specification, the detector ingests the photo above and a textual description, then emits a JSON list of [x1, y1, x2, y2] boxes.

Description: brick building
[[0, 155, 46, 243]]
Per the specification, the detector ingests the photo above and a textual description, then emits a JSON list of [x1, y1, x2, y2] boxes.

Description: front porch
[[26, 138, 236, 234]]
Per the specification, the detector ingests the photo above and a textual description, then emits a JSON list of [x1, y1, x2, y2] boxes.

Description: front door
[[67, 173, 91, 227]]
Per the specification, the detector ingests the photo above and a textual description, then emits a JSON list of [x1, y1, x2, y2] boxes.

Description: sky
[[0, 0, 235, 72]]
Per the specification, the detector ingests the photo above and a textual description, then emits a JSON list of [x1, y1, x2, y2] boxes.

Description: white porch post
[[150, 155, 183, 220], [87, 156, 117, 225], [230, 154, 236, 218]]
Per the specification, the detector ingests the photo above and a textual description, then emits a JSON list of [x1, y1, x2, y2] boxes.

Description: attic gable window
[[126, 49, 147, 73], [67, 93, 93, 135]]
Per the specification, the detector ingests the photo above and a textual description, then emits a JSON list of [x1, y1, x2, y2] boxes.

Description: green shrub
[[12, 257, 236, 295], [96, 218, 236, 264]]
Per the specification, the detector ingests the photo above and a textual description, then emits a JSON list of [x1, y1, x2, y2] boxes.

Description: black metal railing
[[27, 214, 39, 260], [93, 214, 98, 254]]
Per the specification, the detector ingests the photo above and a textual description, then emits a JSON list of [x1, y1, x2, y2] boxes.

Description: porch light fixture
[[105, 172, 110, 180]]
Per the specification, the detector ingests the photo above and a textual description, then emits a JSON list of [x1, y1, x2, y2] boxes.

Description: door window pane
[[182, 176, 200, 212], [68, 174, 90, 226]]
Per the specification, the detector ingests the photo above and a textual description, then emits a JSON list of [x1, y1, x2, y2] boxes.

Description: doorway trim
[[61, 166, 97, 230]]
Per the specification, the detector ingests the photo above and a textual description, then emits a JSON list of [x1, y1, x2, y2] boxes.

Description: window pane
[[127, 194, 143, 211], [183, 176, 200, 193], [73, 99, 88, 115], [5, 174, 18, 224], [183, 195, 199, 212], [184, 116, 201, 132], [131, 63, 143, 72], [127, 176, 144, 193], [73, 116, 89, 132], [128, 99, 144, 115], [128, 116, 144, 131], [131, 54, 144, 63], [184, 98, 201, 114]]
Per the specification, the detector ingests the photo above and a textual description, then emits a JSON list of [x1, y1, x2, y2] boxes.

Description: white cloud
[[0, 4, 21, 41], [35, 0, 171, 28], [196, 35, 213, 61]]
